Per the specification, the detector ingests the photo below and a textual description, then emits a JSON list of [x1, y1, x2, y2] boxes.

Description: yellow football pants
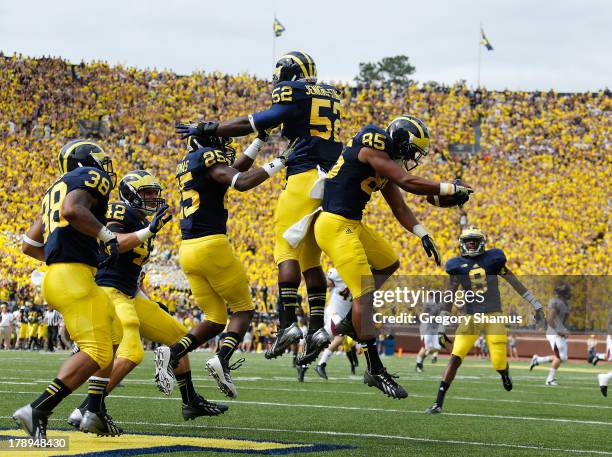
[[27, 323, 39, 338], [314, 211, 398, 298], [42, 263, 114, 369], [179, 234, 253, 325], [273, 168, 322, 271], [104, 287, 188, 365], [451, 312, 508, 370]]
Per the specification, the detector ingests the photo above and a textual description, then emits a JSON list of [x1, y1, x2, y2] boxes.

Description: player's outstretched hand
[[421, 234, 441, 265], [280, 138, 308, 167], [175, 121, 218, 139], [149, 204, 172, 234], [453, 178, 471, 205], [99, 238, 119, 268]]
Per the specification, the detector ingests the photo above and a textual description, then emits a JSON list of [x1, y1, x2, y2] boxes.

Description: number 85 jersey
[[42, 167, 111, 267], [445, 248, 507, 314]]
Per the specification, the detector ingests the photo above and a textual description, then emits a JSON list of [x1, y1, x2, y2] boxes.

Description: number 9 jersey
[[445, 248, 507, 314], [42, 166, 112, 267]]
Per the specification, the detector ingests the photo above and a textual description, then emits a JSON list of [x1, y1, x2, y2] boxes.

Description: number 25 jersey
[[42, 167, 111, 268]]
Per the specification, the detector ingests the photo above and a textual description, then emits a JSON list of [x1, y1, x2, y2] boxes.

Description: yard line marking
[[1, 392, 610, 426]]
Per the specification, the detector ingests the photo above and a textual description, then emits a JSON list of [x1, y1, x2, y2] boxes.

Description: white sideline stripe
[[2, 417, 606, 456], [1, 391, 610, 427]]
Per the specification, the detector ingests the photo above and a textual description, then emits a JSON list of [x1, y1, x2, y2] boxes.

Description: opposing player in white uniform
[[529, 283, 571, 385], [592, 310, 612, 366], [596, 311, 612, 397], [415, 299, 449, 372], [314, 268, 355, 379]]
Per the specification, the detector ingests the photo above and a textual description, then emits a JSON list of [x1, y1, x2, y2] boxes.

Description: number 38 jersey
[[42, 167, 111, 268], [95, 202, 152, 297], [445, 248, 507, 314], [323, 124, 394, 220], [176, 147, 231, 240], [252, 80, 343, 177]]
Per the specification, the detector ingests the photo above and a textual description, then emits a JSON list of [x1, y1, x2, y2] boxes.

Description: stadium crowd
[[0, 53, 609, 331]]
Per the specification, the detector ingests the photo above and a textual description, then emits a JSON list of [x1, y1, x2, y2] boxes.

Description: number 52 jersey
[[41, 167, 111, 267]]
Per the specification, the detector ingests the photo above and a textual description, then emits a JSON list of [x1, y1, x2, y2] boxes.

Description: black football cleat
[[182, 395, 228, 420], [265, 323, 303, 359], [80, 410, 122, 437], [315, 363, 328, 380], [415, 362, 424, 373], [296, 328, 331, 365], [425, 403, 442, 414], [364, 368, 407, 399], [501, 372, 513, 391], [350, 363, 356, 375], [12, 404, 50, 439], [297, 365, 308, 382], [598, 374, 608, 397]]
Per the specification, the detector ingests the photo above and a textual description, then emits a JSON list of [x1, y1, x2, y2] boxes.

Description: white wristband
[[97, 226, 116, 243], [262, 158, 285, 177], [23, 235, 44, 247], [248, 114, 258, 133], [412, 224, 429, 238], [230, 172, 241, 189], [522, 291, 543, 310], [439, 183, 455, 196], [244, 138, 264, 160], [135, 227, 153, 243]]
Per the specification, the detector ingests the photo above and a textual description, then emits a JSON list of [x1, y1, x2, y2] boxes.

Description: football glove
[[98, 238, 119, 268], [438, 332, 453, 349], [534, 308, 546, 328], [175, 121, 219, 139], [452, 179, 471, 205], [149, 204, 172, 234], [421, 234, 441, 266], [257, 129, 270, 142], [279, 138, 307, 167]]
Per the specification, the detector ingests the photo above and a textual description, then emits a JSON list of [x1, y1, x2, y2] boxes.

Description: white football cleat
[[206, 355, 238, 398], [154, 346, 176, 395]]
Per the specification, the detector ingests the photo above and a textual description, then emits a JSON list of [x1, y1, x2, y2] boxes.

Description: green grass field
[[0, 350, 610, 457]]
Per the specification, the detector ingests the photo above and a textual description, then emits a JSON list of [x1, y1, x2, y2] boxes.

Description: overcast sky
[[1, 0, 610, 91]]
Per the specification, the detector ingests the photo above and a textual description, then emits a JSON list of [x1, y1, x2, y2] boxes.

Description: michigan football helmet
[[58, 139, 116, 186], [273, 51, 317, 83], [186, 136, 236, 165], [386, 116, 430, 171], [119, 170, 165, 215], [459, 227, 486, 257]]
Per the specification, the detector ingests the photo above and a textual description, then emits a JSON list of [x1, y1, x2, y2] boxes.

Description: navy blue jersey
[[251, 80, 343, 176], [323, 125, 394, 220], [95, 202, 152, 297], [176, 147, 231, 240], [445, 248, 508, 314], [27, 306, 42, 324], [42, 167, 112, 267]]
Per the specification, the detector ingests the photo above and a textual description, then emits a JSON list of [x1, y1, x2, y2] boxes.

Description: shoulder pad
[[271, 81, 301, 104], [67, 167, 113, 198], [486, 248, 507, 271], [105, 202, 128, 224], [445, 256, 464, 274], [356, 125, 393, 154]]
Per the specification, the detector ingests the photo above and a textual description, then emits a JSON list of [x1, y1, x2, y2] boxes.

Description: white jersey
[[547, 297, 569, 336], [327, 268, 352, 307], [420, 300, 442, 335]]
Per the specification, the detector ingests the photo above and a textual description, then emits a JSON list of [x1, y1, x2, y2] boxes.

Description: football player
[[13, 139, 119, 439], [176, 51, 342, 364], [529, 283, 571, 385], [415, 297, 450, 372], [154, 134, 304, 398], [313, 116, 472, 398], [315, 268, 354, 380], [426, 227, 545, 413], [591, 310, 611, 365], [66, 170, 227, 434]]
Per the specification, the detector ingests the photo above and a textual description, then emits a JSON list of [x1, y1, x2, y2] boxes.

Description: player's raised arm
[[500, 267, 545, 325], [231, 131, 270, 172], [380, 181, 441, 265], [22, 218, 45, 261], [111, 205, 172, 253]]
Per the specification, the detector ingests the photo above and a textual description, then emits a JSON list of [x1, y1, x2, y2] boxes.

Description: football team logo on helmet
[[186, 136, 236, 165], [459, 226, 486, 257], [119, 170, 165, 215], [273, 51, 317, 83], [386, 116, 430, 171], [58, 139, 117, 187]]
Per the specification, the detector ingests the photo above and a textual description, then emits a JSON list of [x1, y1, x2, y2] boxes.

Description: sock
[[416, 355, 424, 364], [319, 348, 332, 366], [171, 334, 199, 360], [601, 372, 612, 386], [30, 378, 72, 412], [435, 381, 451, 407], [306, 287, 326, 334], [536, 355, 553, 364], [546, 368, 557, 382], [279, 282, 299, 328], [361, 339, 383, 373], [347, 346, 358, 366], [176, 371, 198, 404], [77, 396, 88, 411], [218, 332, 241, 362], [86, 376, 109, 413]]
